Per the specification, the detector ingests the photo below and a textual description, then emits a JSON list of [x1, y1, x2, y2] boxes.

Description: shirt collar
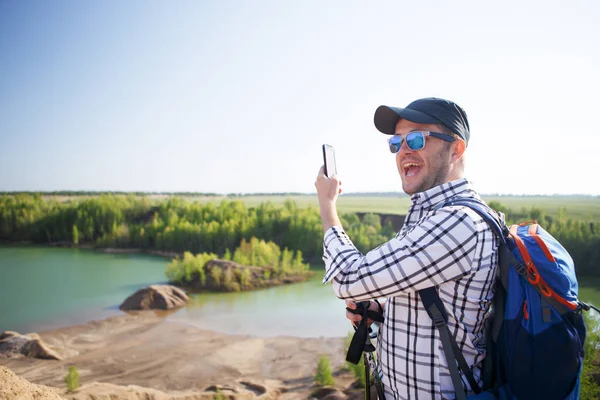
[[410, 178, 475, 211]]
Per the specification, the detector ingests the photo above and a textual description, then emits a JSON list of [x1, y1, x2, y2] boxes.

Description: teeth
[[403, 162, 421, 177]]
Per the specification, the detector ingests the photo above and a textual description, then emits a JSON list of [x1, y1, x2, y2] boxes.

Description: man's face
[[394, 119, 454, 195]]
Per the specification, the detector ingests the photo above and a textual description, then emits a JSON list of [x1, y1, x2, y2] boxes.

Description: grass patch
[[191, 194, 600, 220]]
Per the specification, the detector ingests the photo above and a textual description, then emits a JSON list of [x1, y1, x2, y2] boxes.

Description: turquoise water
[[168, 272, 350, 337], [0, 246, 350, 338], [2, 245, 598, 339], [0, 246, 170, 333]]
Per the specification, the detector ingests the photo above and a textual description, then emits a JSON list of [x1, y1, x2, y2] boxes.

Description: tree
[[314, 355, 335, 387], [72, 225, 79, 245]]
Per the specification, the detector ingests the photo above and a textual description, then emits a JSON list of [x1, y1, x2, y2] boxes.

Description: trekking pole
[[346, 301, 386, 400], [363, 335, 385, 400], [364, 350, 371, 400]]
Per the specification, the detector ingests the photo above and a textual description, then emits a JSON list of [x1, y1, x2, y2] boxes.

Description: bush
[[584, 311, 600, 364], [227, 281, 241, 292], [210, 266, 223, 286], [64, 366, 80, 392], [214, 388, 225, 400], [314, 355, 335, 387], [165, 251, 217, 283], [581, 312, 600, 400], [166, 237, 309, 288], [580, 371, 600, 400], [239, 268, 252, 289]]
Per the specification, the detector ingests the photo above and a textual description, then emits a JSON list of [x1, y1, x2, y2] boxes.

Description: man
[[315, 98, 499, 400]]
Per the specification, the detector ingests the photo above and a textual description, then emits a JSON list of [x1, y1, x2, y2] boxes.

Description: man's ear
[[451, 139, 466, 163]]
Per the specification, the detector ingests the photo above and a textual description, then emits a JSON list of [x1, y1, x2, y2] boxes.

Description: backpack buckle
[[432, 315, 446, 328], [514, 262, 527, 276], [428, 304, 447, 328]]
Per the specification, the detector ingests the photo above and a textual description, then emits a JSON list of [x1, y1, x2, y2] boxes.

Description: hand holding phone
[[322, 144, 337, 178]]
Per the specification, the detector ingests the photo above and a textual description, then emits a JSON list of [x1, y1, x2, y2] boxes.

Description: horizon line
[[1, 191, 598, 198]]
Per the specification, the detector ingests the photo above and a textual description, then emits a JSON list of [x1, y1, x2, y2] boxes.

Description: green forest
[[0, 194, 598, 275]]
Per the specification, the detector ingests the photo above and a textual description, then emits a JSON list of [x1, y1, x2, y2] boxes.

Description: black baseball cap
[[373, 97, 470, 145]]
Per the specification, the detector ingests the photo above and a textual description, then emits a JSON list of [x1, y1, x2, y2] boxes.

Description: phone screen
[[322, 144, 337, 178]]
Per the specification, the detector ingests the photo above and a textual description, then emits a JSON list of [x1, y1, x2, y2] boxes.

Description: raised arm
[[322, 207, 479, 301]]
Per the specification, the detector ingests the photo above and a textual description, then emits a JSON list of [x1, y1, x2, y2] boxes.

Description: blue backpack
[[419, 198, 595, 400]]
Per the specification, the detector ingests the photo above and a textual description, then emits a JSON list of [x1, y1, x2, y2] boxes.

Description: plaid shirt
[[323, 179, 499, 400]]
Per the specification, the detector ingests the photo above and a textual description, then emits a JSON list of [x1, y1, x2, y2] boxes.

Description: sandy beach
[[0, 311, 361, 399]]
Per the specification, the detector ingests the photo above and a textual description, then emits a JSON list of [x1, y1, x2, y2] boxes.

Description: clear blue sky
[[1, 0, 598, 195]]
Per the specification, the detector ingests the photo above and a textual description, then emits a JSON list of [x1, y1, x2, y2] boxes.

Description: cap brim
[[374, 105, 441, 135]]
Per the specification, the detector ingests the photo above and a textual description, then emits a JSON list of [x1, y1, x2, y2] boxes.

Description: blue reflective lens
[[388, 136, 402, 153], [406, 132, 425, 150], [388, 132, 428, 153]]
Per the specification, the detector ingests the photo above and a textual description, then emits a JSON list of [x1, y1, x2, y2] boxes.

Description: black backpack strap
[[581, 301, 600, 314], [428, 197, 507, 396], [419, 287, 481, 399], [435, 198, 508, 244]]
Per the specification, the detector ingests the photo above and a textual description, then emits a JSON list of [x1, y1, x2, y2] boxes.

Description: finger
[[345, 300, 356, 309], [317, 165, 326, 177], [346, 311, 362, 322]]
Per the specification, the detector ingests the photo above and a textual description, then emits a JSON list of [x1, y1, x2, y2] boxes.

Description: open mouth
[[403, 162, 423, 178]]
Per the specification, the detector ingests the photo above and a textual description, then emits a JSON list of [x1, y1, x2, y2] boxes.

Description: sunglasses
[[388, 131, 456, 153]]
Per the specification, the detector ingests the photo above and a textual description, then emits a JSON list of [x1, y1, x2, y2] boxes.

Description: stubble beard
[[402, 150, 452, 195]]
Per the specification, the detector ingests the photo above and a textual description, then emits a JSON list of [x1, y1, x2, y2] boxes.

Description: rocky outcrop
[[0, 331, 61, 360], [0, 366, 62, 399], [119, 284, 189, 311], [312, 387, 348, 400]]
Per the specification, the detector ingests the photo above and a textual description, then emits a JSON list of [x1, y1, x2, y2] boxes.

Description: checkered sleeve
[[322, 207, 479, 300]]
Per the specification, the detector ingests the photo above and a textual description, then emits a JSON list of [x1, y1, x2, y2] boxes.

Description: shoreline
[[0, 241, 181, 259], [100, 247, 180, 258], [1, 312, 357, 399]]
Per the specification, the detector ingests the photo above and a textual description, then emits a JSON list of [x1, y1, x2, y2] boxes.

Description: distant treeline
[[0, 194, 598, 275], [2, 191, 597, 198], [488, 201, 599, 276], [0, 194, 395, 263], [0, 191, 408, 197]]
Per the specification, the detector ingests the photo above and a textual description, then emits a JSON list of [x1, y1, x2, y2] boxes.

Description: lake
[[2, 246, 599, 338], [0, 246, 350, 337]]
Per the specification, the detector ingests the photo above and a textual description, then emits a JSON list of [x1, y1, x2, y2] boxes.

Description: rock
[[0, 366, 62, 399], [119, 284, 189, 311], [0, 331, 61, 360], [311, 386, 347, 399]]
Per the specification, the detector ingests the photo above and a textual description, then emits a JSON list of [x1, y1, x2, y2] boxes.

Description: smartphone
[[322, 144, 337, 178]]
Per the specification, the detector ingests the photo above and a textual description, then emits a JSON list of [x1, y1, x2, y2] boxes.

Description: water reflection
[[168, 273, 350, 338]]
